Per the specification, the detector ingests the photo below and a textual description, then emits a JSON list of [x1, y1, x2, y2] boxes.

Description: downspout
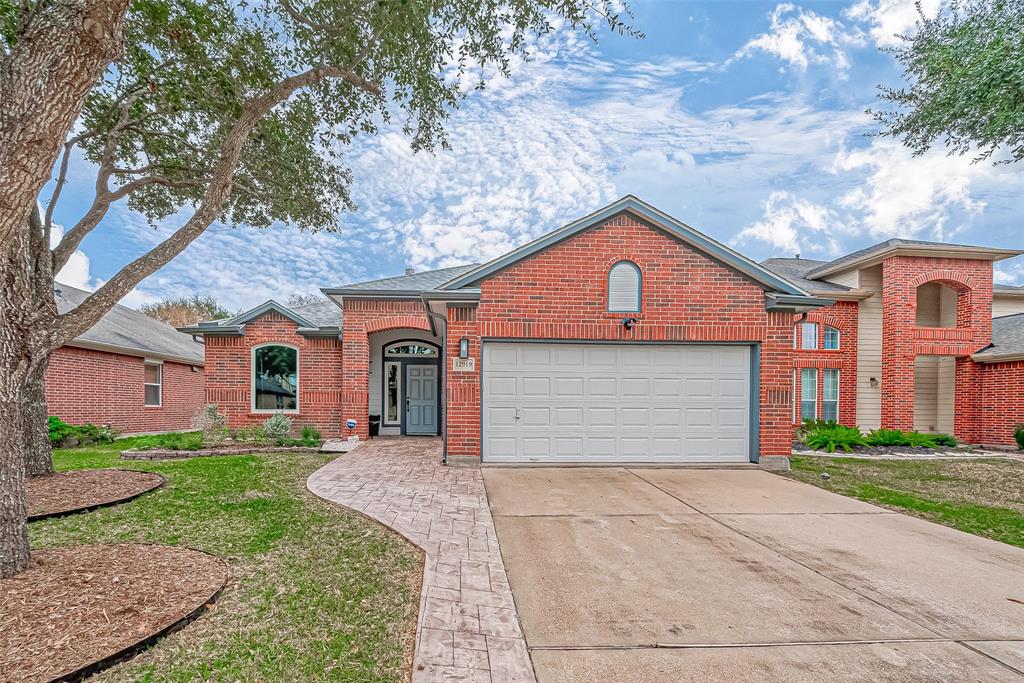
[[421, 295, 449, 465]]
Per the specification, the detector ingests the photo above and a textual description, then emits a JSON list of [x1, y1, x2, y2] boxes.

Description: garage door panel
[[482, 343, 751, 463]]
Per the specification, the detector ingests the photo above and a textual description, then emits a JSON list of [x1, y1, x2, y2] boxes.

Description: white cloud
[[994, 259, 1024, 286], [832, 139, 988, 239], [49, 223, 95, 291], [735, 191, 845, 257], [735, 3, 858, 73], [844, 0, 944, 48]]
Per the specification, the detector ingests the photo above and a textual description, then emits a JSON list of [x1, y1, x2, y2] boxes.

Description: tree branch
[[51, 89, 143, 272], [56, 62, 381, 346]]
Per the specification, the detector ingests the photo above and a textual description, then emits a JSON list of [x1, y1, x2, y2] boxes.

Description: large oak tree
[[0, 0, 638, 577]]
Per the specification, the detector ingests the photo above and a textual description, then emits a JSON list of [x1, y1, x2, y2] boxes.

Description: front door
[[405, 365, 438, 435]]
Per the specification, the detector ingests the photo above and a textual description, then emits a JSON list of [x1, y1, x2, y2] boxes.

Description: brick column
[[881, 257, 916, 430], [341, 322, 369, 440], [760, 310, 795, 461], [445, 305, 480, 461]]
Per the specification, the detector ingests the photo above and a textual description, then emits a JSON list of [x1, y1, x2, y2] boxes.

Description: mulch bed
[[121, 445, 321, 460], [27, 470, 165, 521], [0, 544, 230, 683]]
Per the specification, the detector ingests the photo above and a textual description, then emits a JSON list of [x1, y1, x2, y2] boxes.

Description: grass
[[785, 455, 1024, 548], [30, 438, 423, 682]]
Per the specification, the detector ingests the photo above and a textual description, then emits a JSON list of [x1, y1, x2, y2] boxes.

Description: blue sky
[[52, 0, 1024, 310]]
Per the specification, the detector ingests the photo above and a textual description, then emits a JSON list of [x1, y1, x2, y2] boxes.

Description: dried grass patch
[[0, 544, 229, 682]]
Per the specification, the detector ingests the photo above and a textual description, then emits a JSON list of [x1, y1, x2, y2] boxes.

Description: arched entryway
[[369, 331, 442, 436]]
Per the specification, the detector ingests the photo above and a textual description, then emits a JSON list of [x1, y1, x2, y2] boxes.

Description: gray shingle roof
[[976, 313, 1024, 359], [328, 264, 479, 293], [806, 238, 1016, 278], [56, 284, 204, 364], [760, 258, 852, 292], [289, 299, 342, 327]]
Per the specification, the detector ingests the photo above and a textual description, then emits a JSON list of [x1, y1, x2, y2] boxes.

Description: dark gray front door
[[405, 365, 438, 435]]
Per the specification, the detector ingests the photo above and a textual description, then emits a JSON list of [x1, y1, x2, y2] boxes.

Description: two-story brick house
[[183, 196, 1024, 467]]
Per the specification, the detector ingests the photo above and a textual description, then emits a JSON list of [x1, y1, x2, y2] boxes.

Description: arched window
[[252, 344, 298, 412], [607, 261, 641, 312], [385, 342, 438, 357], [823, 325, 840, 350]]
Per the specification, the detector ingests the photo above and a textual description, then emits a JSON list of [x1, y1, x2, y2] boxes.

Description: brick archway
[[908, 269, 978, 292], [364, 315, 431, 335]]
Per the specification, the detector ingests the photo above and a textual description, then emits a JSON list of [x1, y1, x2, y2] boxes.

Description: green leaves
[[873, 0, 1024, 163], [75, 0, 637, 233]]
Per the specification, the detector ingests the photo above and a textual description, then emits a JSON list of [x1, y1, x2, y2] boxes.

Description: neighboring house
[[47, 284, 206, 434], [182, 196, 1024, 467]]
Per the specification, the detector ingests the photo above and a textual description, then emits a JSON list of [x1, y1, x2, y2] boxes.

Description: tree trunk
[[25, 361, 54, 478], [0, 374, 30, 579], [0, 0, 131, 247]]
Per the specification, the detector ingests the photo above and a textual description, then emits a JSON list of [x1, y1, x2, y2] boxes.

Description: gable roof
[[439, 196, 809, 296], [806, 238, 1023, 280], [322, 264, 479, 297], [180, 299, 342, 337], [974, 313, 1024, 362], [55, 284, 204, 365]]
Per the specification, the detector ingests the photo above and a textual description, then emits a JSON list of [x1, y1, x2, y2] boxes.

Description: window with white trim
[[822, 369, 839, 422], [252, 344, 298, 412], [607, 261, 641, 312], [798, 322, 818, 350], [800, 368, 817, 420], [144, 362, 162, 407], [823, 325, 840, 350]]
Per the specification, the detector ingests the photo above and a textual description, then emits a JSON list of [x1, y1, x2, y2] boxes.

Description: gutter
[[420, 295, 450, 465], [971, 351, 1024, 364]]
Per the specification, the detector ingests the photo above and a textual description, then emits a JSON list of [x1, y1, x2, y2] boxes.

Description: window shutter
[[608, 262, 641, 312]]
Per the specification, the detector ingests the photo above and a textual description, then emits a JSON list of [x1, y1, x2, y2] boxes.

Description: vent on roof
[[404, 267, 415, 276]]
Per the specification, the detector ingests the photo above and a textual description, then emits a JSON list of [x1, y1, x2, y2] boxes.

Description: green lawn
[[31, 438, 422, 682], [785, 455, 1024, 548]]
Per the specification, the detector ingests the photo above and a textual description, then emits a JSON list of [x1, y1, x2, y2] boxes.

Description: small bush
[[799, 418, 837, 438], [932, 433, 957, 448], [48, 416, 117, 446], [134, 432, 203, 451], [804, 424, 867, 453], [902, 431, 939, 448], [193, 404, 228, 447], [866, 428, 908, 447], [1014, 424, 1024, 451], [262, 413, 293, 441], [234, 426, 270, 446], [300, 424, 321, 444]]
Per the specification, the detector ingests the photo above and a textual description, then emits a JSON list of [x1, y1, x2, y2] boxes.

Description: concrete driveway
[[482, 468, 1024, 682]]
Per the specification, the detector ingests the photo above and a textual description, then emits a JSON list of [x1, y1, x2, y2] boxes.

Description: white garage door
[[482, 342, 752, 463]]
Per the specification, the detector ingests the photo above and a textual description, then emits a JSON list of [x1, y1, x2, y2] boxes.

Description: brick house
[[183, 197, 1024, 467], [47, 284, 205, 434]]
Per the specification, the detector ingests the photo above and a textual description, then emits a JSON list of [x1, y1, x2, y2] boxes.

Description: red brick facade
[[197, 210, 1022, 458], [443, 213, 795, 463], [45, 345, 204, 433], [792, 301, 859, 427], [880, 256, 993, 433], [204, 312, 343, 436]]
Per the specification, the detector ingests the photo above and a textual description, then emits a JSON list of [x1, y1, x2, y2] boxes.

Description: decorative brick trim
[[908, 269, 979, 291], [364, 315, 431, 334]]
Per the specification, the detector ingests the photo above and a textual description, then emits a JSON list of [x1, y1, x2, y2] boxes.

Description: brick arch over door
[[908, 270, 979, 292], [364, 315, 431, 334]]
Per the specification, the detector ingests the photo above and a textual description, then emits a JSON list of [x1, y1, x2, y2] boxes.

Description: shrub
[[932, 433, 957, 448], [1015, 424, 1024, 451], [193, 404, 228, 447], [300, 424, 321, 443], [804, 424, 867, 454], [262, 413, 293, 441], [799, 418, 837, 437], [48, 416, 117, 446], [866, 428, 908, 447], [902, 431, 938, 448], [134, 432, 203, 451]]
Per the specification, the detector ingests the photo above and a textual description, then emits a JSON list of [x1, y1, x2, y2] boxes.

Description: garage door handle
[[514, 408, 520, 420]]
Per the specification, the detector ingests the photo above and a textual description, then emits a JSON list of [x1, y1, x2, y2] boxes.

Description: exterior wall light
[[621, 317, 638, 330], [870, 377, 879, 388], [459, 337, 470, 358]]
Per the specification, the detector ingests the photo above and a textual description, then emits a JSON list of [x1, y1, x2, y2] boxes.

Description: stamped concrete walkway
[[307, 438, 534, 683]]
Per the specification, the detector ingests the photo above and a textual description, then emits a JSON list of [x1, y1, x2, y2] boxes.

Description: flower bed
[[28, 469, 165, 520]]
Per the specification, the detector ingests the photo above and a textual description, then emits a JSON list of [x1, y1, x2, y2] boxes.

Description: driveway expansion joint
[[308, 438, 535, 683]]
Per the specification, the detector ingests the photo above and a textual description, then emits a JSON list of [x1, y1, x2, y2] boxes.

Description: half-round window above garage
[[607, 261, 641, 313]]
